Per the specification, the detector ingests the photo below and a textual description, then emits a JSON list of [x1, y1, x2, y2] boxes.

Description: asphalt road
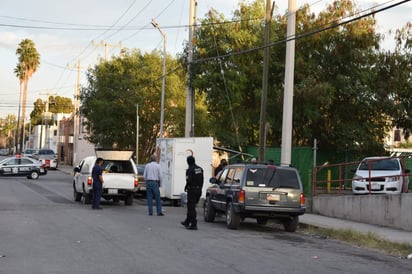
[[0, 169, 411, 274]]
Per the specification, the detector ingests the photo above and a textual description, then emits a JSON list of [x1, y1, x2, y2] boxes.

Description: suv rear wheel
[[204, 196, 216, 222], [283, 216, 299, 232], [226, 202, 240, 229]]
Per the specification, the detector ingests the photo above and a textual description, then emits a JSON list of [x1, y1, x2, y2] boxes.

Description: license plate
[[371, 183, 380, 190], [267, 194, 280, 202], [108, 189, 118, 194], [40, 168, 45, 172]]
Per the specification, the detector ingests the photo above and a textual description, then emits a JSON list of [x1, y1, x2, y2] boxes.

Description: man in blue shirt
[[92, 157, 104, 209], [143, 154, 164, 216]]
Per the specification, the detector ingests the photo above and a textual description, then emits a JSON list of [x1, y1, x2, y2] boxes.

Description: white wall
[[311, 194, 412, 231]]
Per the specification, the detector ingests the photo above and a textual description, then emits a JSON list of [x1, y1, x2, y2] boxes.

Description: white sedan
[[352, 156, 410, 194]]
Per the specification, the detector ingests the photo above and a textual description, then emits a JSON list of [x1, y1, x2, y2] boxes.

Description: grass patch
[[300, 225, 412, 258]]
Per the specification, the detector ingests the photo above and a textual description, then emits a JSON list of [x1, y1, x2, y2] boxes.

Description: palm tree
[[13, 64, 25, 152], [15, 39, 40, 152]]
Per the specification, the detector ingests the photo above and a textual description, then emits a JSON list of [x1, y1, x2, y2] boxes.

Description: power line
[[193, 0, 410, 65]]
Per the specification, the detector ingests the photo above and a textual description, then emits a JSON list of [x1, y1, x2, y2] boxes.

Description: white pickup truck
[[73, 150, 138, 206]]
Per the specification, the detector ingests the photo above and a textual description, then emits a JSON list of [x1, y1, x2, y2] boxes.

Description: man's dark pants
[[92, 181, 102, 208], [184, 188, 201, 227]]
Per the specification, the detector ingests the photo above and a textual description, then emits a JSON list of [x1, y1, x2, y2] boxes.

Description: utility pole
[[39, 91, 57, 149], [185, 0, 197, 137], [151, 19, 167, 138], [258, 0, 273, 162], [67, 60, 83, 166], [92, 40, 122, 61], [280, 0, 296, 166], [136, 104, 139, 164]]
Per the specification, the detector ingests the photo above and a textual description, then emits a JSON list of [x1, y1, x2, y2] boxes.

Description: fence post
[[327, 169, 331, 193]]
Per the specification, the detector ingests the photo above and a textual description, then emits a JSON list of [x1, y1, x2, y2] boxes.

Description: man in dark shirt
[[181, 156, 204, 230], [92, 157, 104, 209], [214, 158, 227, 177]]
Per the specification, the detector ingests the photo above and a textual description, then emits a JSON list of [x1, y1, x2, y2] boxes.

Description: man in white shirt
[[143, 154, 164, 216]]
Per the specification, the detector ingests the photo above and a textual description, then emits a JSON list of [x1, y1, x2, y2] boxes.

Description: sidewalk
[[58, 165, 412, 247], [300, 213, 412, 246]]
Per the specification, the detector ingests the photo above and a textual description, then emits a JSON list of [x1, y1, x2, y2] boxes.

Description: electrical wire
[[1, 0, 409, 115], [193, 0, 410, 65]]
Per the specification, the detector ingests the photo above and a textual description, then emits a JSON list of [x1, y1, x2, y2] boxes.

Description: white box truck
[[156, 137, 213, 205]]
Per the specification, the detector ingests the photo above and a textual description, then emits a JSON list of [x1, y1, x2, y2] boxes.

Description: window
[[394, 129, 401, 142], [21, 159, 33, 165], [224, 167, 243, 185], [246, 167, 300, 189], [359, 158, 400, 171], [102, 160, 134, 174]]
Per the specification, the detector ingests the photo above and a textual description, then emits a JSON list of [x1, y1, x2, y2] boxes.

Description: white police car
[[0, 155, 47, 179]]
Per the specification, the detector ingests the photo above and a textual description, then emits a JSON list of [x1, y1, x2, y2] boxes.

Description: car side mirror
[[209, 177, 218, 184], [73, 167, 80, 173]]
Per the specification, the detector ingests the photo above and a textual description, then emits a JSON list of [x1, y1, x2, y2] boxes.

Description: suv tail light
[[300, 193, 305, 206], [238, 189, 245, 203], [134, 176, 139, 188], [87, 176, 92, 186]]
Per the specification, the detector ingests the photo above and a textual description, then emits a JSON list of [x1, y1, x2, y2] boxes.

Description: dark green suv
[[204, 163, 306, 232]]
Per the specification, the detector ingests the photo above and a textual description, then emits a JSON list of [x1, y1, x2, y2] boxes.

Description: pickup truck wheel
[[204, 196, 216, 222], [30, 171, 40, 180], [83, 188, 92, 205], [124, 194, 133, 206], [256, 217, 268, 225], [73, 183, 82, 202], [226, 202, 240, 229], [283, 216, 299, 232]]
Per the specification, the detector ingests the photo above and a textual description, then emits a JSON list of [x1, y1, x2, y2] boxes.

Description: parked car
[[351, 156, 410, 194], [135, 164, 146, 195], [73, 151, 139, 206], [32, 149, 58, 170], [0, 148, 10, 156], [23, 148, 37, 157], [0, 155, 47, 179], [204, 163, 306, 232]]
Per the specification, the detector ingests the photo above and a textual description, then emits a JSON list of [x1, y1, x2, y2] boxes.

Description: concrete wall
[[311, 194, 412, 231]]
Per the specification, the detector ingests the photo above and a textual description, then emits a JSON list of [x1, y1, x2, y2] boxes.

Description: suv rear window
[[103, 160, 134, 174], [245, 167, 300, 189]]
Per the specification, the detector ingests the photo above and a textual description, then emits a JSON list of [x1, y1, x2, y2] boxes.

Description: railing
[[313, 156, 410, 196]]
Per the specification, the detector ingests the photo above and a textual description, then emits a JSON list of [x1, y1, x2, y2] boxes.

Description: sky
[[0, 0, 411, 119]]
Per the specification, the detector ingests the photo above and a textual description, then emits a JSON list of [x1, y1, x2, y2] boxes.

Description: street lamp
[[151, 19, 166, 138]]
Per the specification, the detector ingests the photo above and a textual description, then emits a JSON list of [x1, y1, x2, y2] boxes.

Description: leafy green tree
[[1, 114, 17, 149], [387, 22, 412, 140], [30, 96, 74, 126], [289, 0, 388, 155], [190, 0, 405, 157], [190, 1, 273, 151], [80, 50, 207, 162], [15, 39, 40, 152]]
